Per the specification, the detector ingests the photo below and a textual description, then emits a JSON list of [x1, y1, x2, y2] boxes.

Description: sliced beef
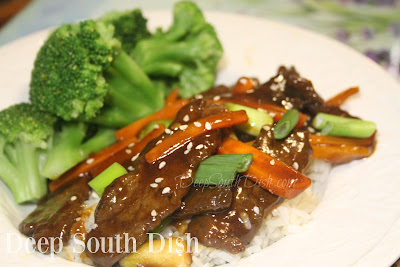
[[86, 100, 227, 267], [243, 66, 353, 118], [188, 121, 313, 254], [19, 177, 90, 252], [188, 178, 280, 254], [254, 127, 312, 173], [173, 185, 232, 219]]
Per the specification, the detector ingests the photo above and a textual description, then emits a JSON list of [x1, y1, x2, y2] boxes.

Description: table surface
[[0, 0, 399, 81]]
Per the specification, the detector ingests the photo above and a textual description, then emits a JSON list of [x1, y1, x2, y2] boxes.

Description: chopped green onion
[[224, 102, 273, 136], [88, 162, 127, 196], [139, 120, 172, 139], [194, 154, 253, 185], [274, 109, 299, 139], [312, 113, 376, 138]]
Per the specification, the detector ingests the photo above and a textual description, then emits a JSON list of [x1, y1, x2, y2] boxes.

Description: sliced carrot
[[216, 96, 308, 127], [325, 87, 359, 107], [49, 125, 165, 192], [115, 99, 189, 141], [165, 88, 180, 106], [232, 77, 257, 94], [218, 138, 311, 199], [145, 110, 249, 163], [309, 133, 376, 164]]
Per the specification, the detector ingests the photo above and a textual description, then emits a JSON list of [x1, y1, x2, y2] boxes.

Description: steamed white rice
[[60, 159, 331, 266]]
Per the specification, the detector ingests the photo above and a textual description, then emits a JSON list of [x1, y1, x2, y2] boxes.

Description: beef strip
[[173, 185, 232, 219], [237, 66, 353, 118], [188, 178, 280, 253], [85, 100, 227, 267], [188, 124, 313, 254], [254, 127, 312, 173], [19, 177, 90, 252]]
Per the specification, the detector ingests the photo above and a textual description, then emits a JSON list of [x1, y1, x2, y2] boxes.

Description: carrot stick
[[115, 99, 189, 141], [218, 138, 311, 199], [165, 89, 180, 106], [49, 125, 165, 192], [232, 77, 257, 94], [325, 87, 359, 107], [216, 96, 308, 127], [309, 133, 376, 164], [145, 111, 249, 163]]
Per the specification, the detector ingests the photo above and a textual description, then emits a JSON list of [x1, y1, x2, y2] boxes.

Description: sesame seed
[[246, 89, 255, 93], [184, 150, 190, 155], [162, 187, 171, 194], [187, 142, 193, 149], [213, 95, 221, 101], [70, 196, 77, 201], [86, 158, 94, 164], [293, 162, 299, 170], [127, 166, 135, 171], [165, 129, 172, 134], [159, 161, 166, 169], [156, 140, 162, 145], [76, 217, 81, 221], [155, 178, 164, 183], [128, 143, 135, 148], [205, 122, 212, 130], [196, 144, 204, 150], [131, 153, 139, 161], [183, 115, 190, 122], [239, 78, 247, 84], [151, 210, 157, 216], [125, 149, 132, 154], [150, 183, 158, 188], [270, 159, 275, 165], [195, 94, 203, 99], [194, 121, 202, 127], [253, 206, 260, 214], [153, 124, 159, 129], [263, 125, 271, 131], [215, 120, 222, 123], [179, 125, 188, 130]]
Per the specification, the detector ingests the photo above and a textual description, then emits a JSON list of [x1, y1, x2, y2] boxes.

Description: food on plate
[[0, 1, 378, 267]]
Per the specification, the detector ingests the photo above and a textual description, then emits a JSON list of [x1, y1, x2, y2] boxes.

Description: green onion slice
[[150, 217, 173, 234], [194, 154, 253, 185], [88, 162, 127, 196], [274, 109, 299, 139], [224, 102, 273, 136], [312, 113, 376, 138], [139, 120, 172, 139]]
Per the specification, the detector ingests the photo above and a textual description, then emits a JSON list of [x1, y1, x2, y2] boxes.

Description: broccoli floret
[[131, 1, 223, 98], [0, 103, 55, 203], [100, 9, 151, 52], [41, 122, 115, 180], [30, 19, 163, 127]]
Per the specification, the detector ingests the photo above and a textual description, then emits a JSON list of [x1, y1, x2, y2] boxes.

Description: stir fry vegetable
[[273, 109, 299, 139], [89, 162, 127, 196], [224, 102, 273, 136], [145, 110, 249, 163], [312, 112, 376, 138], [218, 138, 311, 199], [193, 154, 253, 185], [325, 86, 359, 106]]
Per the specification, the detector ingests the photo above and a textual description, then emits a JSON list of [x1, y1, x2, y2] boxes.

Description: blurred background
[[0, 0, 399, 265], [0, 0, 399, 81]]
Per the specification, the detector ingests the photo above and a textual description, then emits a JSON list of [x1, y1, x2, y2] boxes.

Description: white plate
[[0, 11, 400, 267]]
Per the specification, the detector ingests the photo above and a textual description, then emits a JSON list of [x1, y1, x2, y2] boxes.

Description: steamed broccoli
[[100, 9, 151, 52], [30, 18, 163, 127], [0, 103, 54, 203], [131, 1, 223, 98], [41, 122, 116, 180]]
